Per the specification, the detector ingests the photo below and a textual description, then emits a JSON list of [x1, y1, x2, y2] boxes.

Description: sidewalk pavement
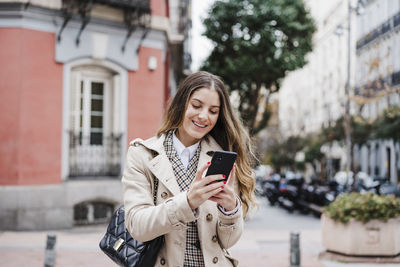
[[1, 222, 398, 266], [0, 224, 325, 267]]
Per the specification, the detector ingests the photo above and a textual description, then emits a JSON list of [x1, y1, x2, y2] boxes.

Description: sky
[[191, 0, 215, 72]]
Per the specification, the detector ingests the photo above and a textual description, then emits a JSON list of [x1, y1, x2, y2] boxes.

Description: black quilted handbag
[[99, 179, 164, 266]]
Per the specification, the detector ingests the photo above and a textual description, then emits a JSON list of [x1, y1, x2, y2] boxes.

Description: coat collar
[[140, 133, 222, 195]]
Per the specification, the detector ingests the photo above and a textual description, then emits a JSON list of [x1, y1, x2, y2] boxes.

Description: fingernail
[[222, 174, 226, 178], [221, 186, 224, 189], [207, 161, 211, 165], [223, 181, 226, 184]]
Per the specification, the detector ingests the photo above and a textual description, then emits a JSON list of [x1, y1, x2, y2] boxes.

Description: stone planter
[[321, 214, 400, 256]]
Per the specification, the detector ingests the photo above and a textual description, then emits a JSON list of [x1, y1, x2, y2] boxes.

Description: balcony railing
[[355, 70, 400, 98], [356, 11, 400, 50], [69, 132, 122, 177], [94, 0, 150, 10], [59, 0, 151, 48]]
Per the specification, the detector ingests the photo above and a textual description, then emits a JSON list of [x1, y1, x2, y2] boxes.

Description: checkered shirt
[[164, 131, 205, 267]]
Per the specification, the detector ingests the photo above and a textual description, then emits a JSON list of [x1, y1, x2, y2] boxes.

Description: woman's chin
[[188, 130, 208, 141]]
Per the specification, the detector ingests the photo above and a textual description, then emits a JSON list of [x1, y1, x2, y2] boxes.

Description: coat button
[[161, 192, 168, 199], [212, 257, 218, 263], [212, 235, 218, 243], [206, 213, 213, 221], [160, 258, 166, 265]]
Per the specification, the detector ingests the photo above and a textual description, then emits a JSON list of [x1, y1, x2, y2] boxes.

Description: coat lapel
[[148, 154, 181, 196], [139, 135, 180, 195], [141, 134, 222, 196]]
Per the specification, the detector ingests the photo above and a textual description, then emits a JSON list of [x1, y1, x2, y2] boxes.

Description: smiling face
[[176, 87, 220, 147]]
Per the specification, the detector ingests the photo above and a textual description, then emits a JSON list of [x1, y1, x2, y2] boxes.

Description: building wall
[[355, 0, 400, 119], [279, 0, 349, 138], [151, 0, 168, 17], [354, 0, 400, 183], [0, 0, 189, 230], [0, 28, 63, 185], [129, 47, 166, 140]]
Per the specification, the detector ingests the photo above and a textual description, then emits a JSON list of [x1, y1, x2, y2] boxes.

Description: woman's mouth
[[193, 121, 207, 128]]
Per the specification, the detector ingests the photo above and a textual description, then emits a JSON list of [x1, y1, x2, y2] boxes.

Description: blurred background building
[[279, 0, 348, 138], [0, 0, 192, 230], [353, 0, 400, 184], [279, 0, 351, 178], [278, 0, 400, 183]]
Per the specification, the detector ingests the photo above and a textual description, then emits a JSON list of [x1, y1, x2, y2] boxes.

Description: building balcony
[[356, 11, 400, 50], [68, 132, 122, 178]]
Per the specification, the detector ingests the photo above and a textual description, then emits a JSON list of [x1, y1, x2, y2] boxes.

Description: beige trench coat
[[122, 134, 243, 267]]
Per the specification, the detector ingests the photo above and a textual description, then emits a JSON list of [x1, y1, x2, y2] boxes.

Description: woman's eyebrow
[[192, 98, 220, 108]]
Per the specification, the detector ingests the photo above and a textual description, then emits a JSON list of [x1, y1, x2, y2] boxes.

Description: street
[[2, 198, 399, 267], [231, 197, 324, 267], [0, 197, 326, 267]]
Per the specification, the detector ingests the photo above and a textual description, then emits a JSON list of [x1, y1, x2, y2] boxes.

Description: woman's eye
[[210, 110, 218, 115], [192, 105, 201, 109]]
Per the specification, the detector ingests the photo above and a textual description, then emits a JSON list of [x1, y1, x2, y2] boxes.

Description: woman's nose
[[198, 108, 207, 119]]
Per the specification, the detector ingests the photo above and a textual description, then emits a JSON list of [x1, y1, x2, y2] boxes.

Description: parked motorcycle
[[355, 172, 400, 196], [262, 173, 281, 206]]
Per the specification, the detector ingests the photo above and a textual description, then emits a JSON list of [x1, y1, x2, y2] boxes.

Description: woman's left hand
[[208, 164, 237, 211]]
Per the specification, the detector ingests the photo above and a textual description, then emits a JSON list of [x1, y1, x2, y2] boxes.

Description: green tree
[[202, 0, 316, 134], [373, 106, 400, 142], [304, 139, 324, 167], [267, 136, 306, 172], [319, 115, 373, 173], [373, 106, 400, 180]]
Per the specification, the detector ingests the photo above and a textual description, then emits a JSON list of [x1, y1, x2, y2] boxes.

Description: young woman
[[122, 71, 256, 266]]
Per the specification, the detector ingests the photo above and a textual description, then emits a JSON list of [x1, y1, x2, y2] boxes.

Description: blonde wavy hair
[[157, 71, 256, 217]]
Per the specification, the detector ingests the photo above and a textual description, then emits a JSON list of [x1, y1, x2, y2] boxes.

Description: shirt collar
[[172, 131, 200, 158]]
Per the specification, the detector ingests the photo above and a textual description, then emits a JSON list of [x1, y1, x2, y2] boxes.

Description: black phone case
[[205, 150, 237, 180]]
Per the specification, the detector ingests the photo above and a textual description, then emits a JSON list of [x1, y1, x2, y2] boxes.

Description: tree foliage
[[373, 106, 400, 141], [304, 139, 324, 164], [266, 106, 399, 176], [268, 136, 306, 172], [201, 0, 316, 134], [320, 115, 373, 146]]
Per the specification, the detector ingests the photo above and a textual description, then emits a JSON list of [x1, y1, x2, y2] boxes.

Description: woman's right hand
[[187, 162, 225, 210]]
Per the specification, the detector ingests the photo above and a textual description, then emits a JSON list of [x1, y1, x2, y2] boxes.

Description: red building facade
[[0, 0, 191, 229]]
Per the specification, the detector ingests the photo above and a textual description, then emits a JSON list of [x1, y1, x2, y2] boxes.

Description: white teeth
[[193, 121, 207, 128]]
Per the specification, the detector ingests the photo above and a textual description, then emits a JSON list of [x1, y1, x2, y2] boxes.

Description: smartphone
[[205, 150, 237, 181]]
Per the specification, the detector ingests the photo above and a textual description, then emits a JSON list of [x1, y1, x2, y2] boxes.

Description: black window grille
[[392, 71, 400, 86], [74, 201, 115, 225], [94, 0, 150, 10], [357, 11, 400, 50], [381, 20, 391, 35], [69, 132, 122, 177], [394, 12, 400, 27]]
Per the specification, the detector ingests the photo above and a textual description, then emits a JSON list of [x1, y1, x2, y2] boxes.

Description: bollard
[[290, 231, 300, 267], [44, 234, 57, 267]]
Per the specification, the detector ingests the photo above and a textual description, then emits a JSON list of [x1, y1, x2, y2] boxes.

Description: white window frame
[[62, 59, 128, 180]]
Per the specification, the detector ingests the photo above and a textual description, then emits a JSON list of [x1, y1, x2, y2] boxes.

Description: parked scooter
[[355, 172, 400, 196], [260, 169, 400, 217], [275, 174, 307, 213], [278, 173, 347, 216], [262, 173, 281, 206], [297, 178, 337, 216]]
